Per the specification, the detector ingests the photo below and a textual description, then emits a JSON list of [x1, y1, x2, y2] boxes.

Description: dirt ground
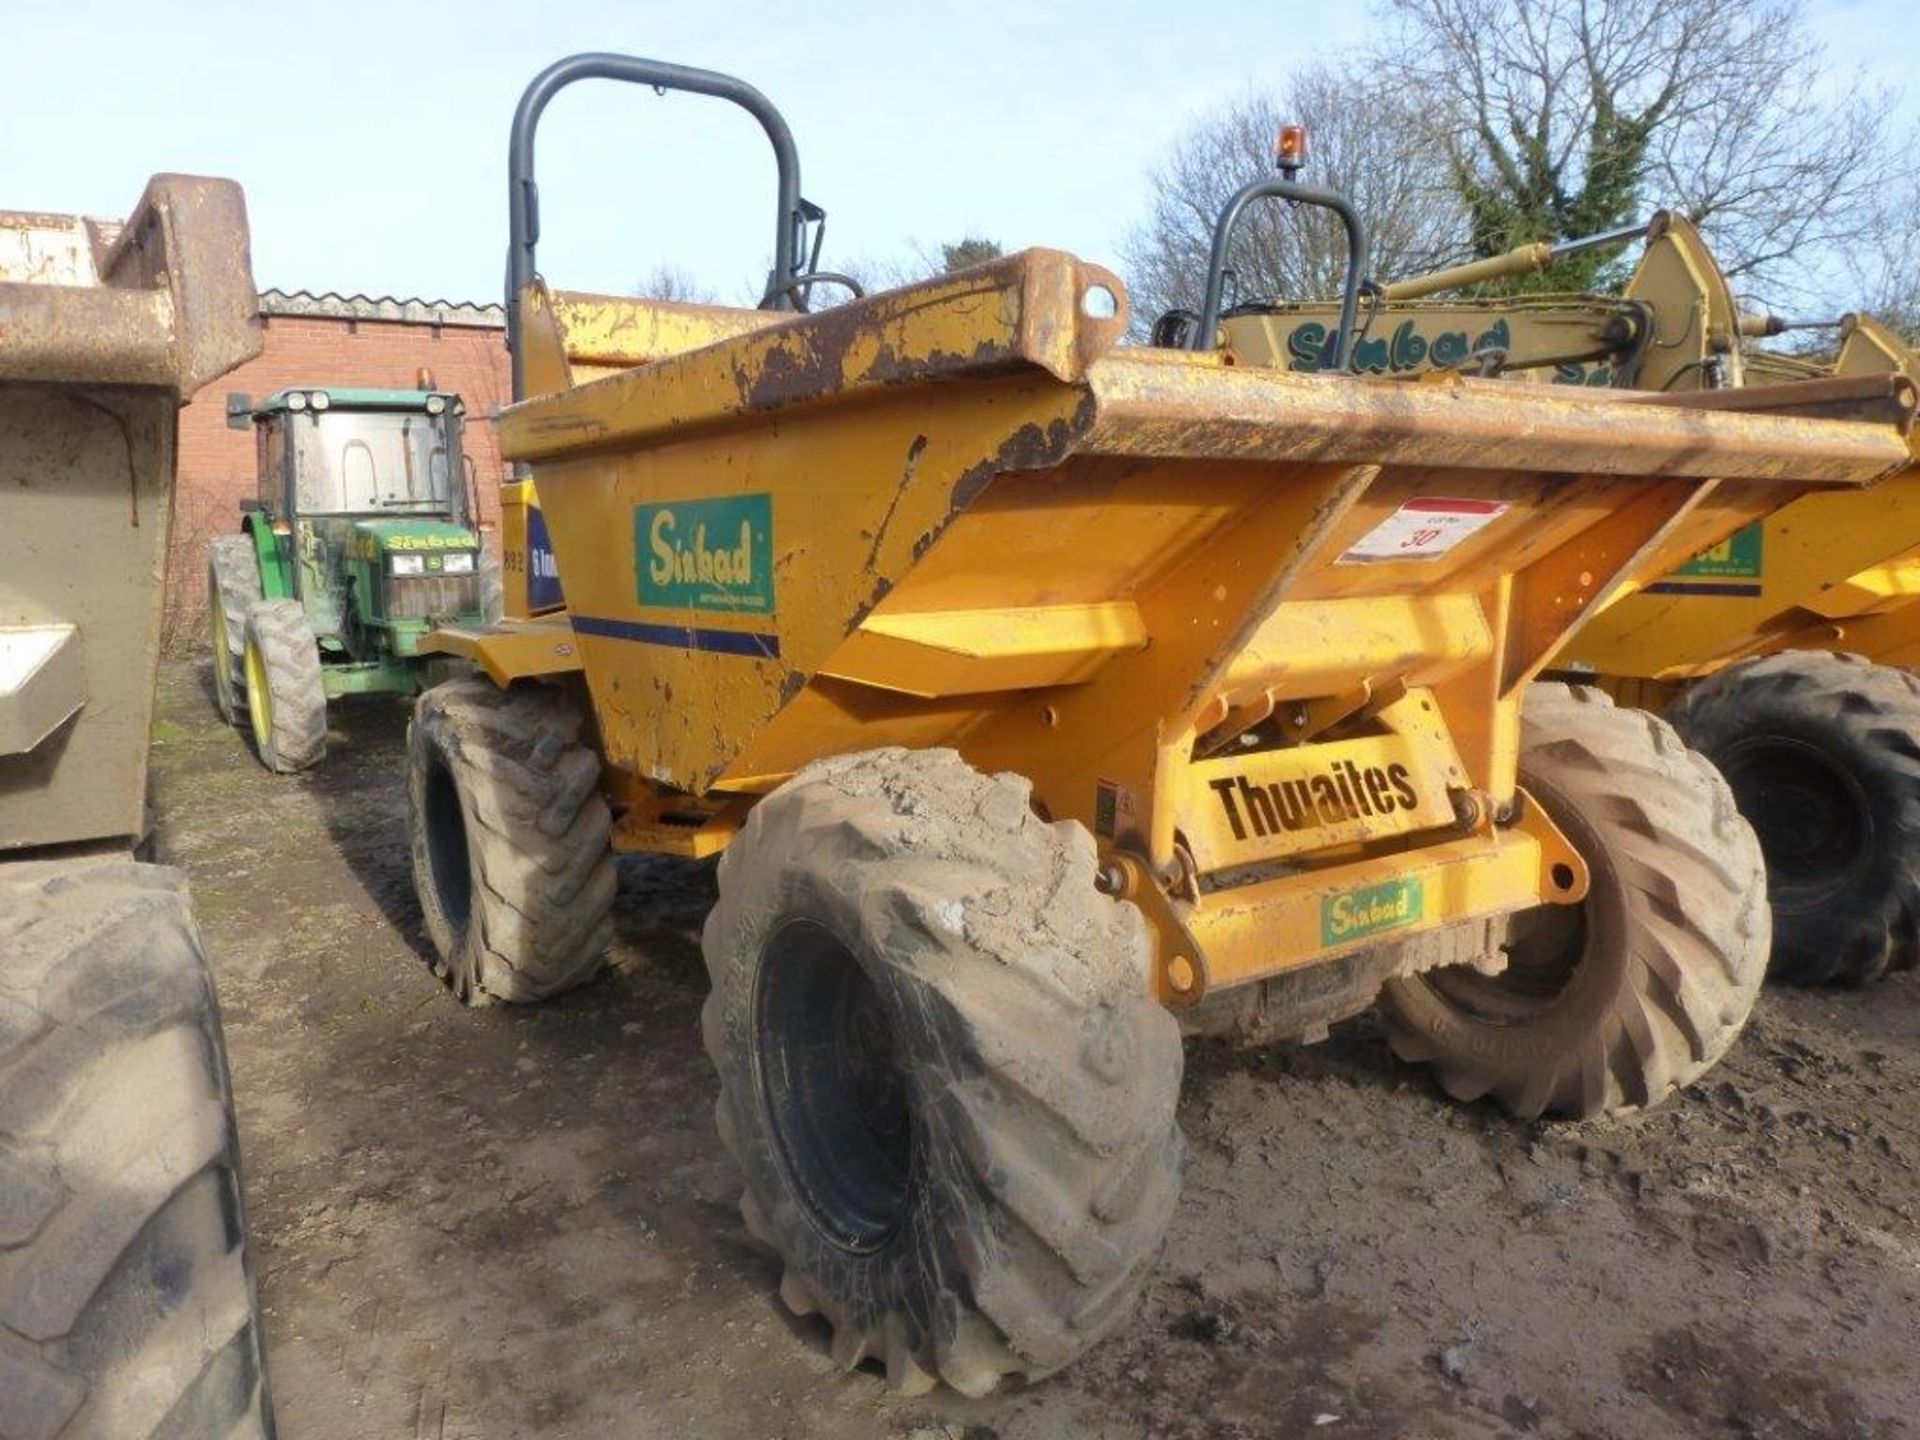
[[148, 660, 1920, 1440]]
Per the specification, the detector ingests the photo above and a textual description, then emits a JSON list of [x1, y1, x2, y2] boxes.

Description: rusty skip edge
[[498, 249, 1129, 461], [1081, 358, 1915, 484], [0, 174, 260, 395], [498, 245, 1915, 490]]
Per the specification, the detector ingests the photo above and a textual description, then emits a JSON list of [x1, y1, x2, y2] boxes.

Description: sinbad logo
[[635, 494, 774, 614], [1286, 318, 1614, 387], [1673, 522, 1763, 580], [1322, 878, 1425, 946], [1288, 319, 1514, 375]]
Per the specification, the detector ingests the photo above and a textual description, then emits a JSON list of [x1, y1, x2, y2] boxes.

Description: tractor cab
[[239, 387, 491, 663]]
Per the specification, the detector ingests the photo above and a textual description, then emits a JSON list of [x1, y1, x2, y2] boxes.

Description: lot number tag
[[1338, 497, 1508, 565]]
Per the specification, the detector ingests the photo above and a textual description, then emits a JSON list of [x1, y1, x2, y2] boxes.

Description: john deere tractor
[[207, 387, 499, 771]]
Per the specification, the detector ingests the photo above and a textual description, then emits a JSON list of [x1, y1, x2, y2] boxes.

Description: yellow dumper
[[1213, 198, 1920, 988], [413, 56, 1914, 1394], [1562, 318, 1920, 985]]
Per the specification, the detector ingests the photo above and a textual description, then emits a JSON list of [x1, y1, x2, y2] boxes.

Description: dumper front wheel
[[1380, 685, 1768, 1120], [406, 676, 615, 1005], [1667, 651, 1920, 986], [702, 748, 1183, 1395], [0, 861, 274, 1440], [241, 600, 326, 773]]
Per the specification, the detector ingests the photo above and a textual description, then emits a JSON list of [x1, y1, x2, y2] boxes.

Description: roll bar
[[1188, 179, 1369, 370], [506, 52, 814, 401]]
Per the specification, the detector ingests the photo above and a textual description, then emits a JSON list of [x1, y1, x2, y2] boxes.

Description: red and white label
[[1337, 497, 1508, 565]]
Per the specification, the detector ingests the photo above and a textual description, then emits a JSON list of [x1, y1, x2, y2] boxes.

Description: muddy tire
[[0, 860, 273, 1440], [240, 600, 326, 774], [207, 535, 261, 727], [1667, 651, 1920, 986], [1380, 684, 1768, 1120], [406, 676, 614, 1005], [701, 747, 1184, 1396]]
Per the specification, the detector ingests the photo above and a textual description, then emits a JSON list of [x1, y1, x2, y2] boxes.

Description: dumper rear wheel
[[1667, 651, 1920, 986], [406, 676, 615, 1005], [1380, 685, 1768, 1120], [206, 535, 261, 727], [241, 600, 326, 774], [0, 860, 274, 1440], [702, 747, 1183, 1396]]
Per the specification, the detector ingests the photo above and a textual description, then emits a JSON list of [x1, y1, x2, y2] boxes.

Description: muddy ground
[[148, 660, 1920, 1440]]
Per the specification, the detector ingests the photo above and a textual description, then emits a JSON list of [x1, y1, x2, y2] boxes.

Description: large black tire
[[240, 600, 326, 775], [0, 860, 273, 1440], [406, 676, 615, 1006], [206, 535, 261, 727], [1667, 651, 1920, 986], [1380, 684, 1768, 1120], [701, 748, 1184, 1396]]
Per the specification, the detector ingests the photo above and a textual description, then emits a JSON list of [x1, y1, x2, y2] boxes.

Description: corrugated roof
[[259, 289, 503, 329]]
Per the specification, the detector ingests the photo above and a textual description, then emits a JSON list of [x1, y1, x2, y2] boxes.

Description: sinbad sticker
[[1321, 877, 1425, 946], [635, 494, 774, 614], [385, 533, 476, 550], [1672, 522, 1763, 580]]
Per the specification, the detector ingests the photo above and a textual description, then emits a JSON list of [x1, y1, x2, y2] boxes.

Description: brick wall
[[164, 302, 511, 653]]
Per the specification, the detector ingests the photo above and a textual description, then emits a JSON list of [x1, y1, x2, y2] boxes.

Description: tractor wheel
[[240, 600, 327, 774], [406, 676, 615, 1005], [1667, 651, 1920, 985], [702, 747, 1184, 1396], [207, 535, 261, 727], [0, 860, 274, 1440], [1379, 684, 1768, 1120]]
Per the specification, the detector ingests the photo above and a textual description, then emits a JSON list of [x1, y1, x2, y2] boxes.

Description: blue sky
[[3, 0, 1911, 306]]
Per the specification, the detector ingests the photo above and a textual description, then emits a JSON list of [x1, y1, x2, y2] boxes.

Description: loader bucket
[[0, 177, 260, 851], [487, 250, 1909, 1003]]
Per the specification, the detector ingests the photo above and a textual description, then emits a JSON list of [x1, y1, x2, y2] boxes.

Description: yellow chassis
[[433, 252, 1908, 1010]]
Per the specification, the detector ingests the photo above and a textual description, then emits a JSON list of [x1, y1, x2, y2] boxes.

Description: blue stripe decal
[[1644, 581, 1763, 598], [570, 613, 782, 658]]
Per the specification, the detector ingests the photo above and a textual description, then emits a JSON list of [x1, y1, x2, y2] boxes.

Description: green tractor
[[207, 387, 499, 771]]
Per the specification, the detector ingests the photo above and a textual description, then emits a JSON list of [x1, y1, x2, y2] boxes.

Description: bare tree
[[633, 263, 716, 304], [1847, 176, 1920, 342], [812, 238, 1007, 302], [1378, 0, 1905, 302], [1122, 64, 1468, 329]]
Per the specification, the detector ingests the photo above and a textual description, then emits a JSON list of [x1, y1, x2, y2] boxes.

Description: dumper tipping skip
[[410, 52, 1913, 1398]]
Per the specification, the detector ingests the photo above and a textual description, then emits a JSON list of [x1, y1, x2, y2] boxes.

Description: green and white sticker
[[1672, 522, 1763, 580], [1321, 877, 1424, 947], [635, 494, 774, 614]]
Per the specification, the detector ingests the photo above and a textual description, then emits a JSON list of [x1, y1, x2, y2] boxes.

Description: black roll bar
[[506, 52, 810, 401], [1188, 179, 1370, 371]]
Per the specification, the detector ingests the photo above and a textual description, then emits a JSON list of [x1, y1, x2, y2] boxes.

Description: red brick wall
[[164, 312, 511, 653]]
